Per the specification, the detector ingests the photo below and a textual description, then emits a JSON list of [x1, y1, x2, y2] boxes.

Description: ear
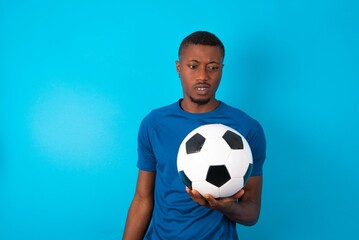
[[175, 60, 181, 74]]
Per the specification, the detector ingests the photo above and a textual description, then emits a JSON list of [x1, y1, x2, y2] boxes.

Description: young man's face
[[176, 44, 224, 112]]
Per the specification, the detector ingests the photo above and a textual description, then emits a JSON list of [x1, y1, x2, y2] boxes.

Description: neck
[[180, 99, 220, 113]]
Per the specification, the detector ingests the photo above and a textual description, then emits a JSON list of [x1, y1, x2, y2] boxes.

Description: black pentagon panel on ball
[[206, 165, 231, 188], [179, 170, 192, 189], [186, 133, 206, 154], [222, 130, 244, 150], [243, 163, 253, 184]]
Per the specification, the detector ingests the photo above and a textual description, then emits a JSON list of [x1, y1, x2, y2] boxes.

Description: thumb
[[233, 189, 245, 199]]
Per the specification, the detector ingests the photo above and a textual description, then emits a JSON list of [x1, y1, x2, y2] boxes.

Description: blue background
[[1, 0, 358, 239]]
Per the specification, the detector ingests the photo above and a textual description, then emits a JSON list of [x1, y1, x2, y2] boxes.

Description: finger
[[186, 187, 199, 199], [204, 194, 218, 208], [192, 190, 210, 207], [239, 189, 245, 198], [232, 189, 245, 199], [186, 187, 197, 200], [192, 190, 204, 201]]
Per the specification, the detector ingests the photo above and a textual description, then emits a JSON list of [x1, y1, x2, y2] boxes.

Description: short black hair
[[178, 31, 225, 59]]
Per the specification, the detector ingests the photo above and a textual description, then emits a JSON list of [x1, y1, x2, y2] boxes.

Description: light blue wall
[[1, 0, 358, 239]]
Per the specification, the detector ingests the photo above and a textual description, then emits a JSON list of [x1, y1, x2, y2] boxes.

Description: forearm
[[219, 198, 261, 226], [219, 176, 262, 225], [196, 176, 263, 226], [123, 197, 153, 240]]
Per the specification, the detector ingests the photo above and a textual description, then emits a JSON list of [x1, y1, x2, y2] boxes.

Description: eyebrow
[[188, 59, 220, 64]]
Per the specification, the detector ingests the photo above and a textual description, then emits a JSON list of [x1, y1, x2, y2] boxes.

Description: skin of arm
[[123, 170, 156, 240], [186, 176, 262, 226]]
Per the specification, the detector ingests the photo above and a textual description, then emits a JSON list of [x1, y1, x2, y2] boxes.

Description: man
[[123, 31, 266, 239]]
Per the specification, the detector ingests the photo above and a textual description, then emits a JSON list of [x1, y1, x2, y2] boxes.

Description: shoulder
[[142, 102, 178, 122], [219, 102, 266, 158], [139, 101, 180, 132], [220, 102, 263, 131], [220, 103, 267, 175], [149, 101, 178, 117]]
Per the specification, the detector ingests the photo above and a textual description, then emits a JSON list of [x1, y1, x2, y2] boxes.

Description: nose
[[197, 66, 209, 81]]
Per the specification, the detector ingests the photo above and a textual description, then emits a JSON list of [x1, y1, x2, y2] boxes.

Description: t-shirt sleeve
[[136, 115, 157, 172], [247, 121, 266, 176]]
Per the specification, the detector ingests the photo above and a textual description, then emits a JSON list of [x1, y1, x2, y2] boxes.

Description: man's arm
[[186, 176, 262, 226], [123, 170, 156, 240]]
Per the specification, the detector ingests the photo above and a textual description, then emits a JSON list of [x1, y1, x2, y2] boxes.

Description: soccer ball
[[177, 124, 253, 198]]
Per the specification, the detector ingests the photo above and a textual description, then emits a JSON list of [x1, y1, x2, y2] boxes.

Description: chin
[[190, 96, 211, 105]]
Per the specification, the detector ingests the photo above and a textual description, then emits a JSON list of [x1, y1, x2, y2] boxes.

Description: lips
[[194, 84, 210, 94]]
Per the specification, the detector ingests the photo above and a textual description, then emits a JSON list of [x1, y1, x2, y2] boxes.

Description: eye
[[208, 65, 219, 71], [188, 64, 198, 70]]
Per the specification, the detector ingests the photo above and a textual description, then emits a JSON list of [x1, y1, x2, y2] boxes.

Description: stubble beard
[[189, 96, 211, 106]]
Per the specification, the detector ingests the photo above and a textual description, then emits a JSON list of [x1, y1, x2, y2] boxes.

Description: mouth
[[196, 87, 208, 91], [194, 84, 210, 94]]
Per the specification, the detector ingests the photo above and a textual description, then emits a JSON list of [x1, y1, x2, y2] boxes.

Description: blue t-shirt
[[137, 100, 266, 240]]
